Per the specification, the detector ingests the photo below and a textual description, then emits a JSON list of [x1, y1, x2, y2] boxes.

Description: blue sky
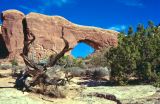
[[71, 42, 95, 58], [0, 0, 160, 58]]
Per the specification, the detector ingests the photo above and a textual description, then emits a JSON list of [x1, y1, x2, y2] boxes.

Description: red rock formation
[[0, 26, 9, 59], [0, 10, 118, 61], [25, 13, 118, 61], [1, 10, 25, 60]]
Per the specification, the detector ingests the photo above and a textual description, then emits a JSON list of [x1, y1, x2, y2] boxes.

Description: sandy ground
[[0, 69, 115, 104], [0, 69, 160, 104]]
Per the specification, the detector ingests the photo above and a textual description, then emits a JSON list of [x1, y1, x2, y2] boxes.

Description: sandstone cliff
[[0, 10, 118, 61], [0, 25, 9, 59], [1, 10, 25, 60]]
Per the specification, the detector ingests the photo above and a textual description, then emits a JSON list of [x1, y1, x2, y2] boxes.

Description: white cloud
[[108, 25, 127, 31], [116, 0, 144, 7]]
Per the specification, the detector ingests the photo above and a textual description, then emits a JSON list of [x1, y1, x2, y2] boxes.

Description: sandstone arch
[[71, 41, 95, 58], [0, 10, 119, 61], [78, 39, 101, 50]]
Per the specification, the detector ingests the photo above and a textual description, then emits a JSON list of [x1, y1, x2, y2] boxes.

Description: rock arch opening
[[0, 34, 9, 59], [71, 42, 95, 58]]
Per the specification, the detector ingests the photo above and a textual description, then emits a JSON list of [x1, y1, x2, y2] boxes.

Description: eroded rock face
[[0, 10, 118, 61], [1, 10, 25, 60], [0, 25, 9, 59]]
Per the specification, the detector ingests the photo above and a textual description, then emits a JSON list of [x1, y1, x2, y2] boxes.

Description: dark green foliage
[[105, 21, 160, 85], [92, 69, 107, 80], [148, 20, 154, 29], [152, 57, 160, 73], [137, 62, 153, 80], [153, 73, 160, 87], [137, 23, 144, 33], [128, 26, 134, 36], [10, 58, 18, 66]]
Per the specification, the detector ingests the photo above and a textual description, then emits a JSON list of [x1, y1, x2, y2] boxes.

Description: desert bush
[[64, 67, 86, 77], [137, 62, 153, 80], [33, 85, 67, 98], [74, 58, 86, 68], [86, 48, 109, 67], [10, 58, 18, 66], [45, 86, 67, 98], [11, 66, 25, 77], [86, 67, 110, 80], [117, 76, 129, 86], [57, 55, 86, 68], [56, 55, 73, 67], [45, 65, 67, 83], [153, 73, 160, 87], [152, 57, 160, 74]]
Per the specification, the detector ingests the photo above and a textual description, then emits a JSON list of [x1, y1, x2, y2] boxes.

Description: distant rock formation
[[0, 10, 118, 61]]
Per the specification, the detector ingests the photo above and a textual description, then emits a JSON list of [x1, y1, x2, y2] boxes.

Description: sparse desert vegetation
[[1, 22, 160, 103], [1, 22, 160, 104]]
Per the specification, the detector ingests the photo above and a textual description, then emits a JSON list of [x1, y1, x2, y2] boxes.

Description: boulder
[[0, 10, 118, 61]]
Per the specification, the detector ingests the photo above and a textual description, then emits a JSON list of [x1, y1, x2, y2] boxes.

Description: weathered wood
[[15, 27, 72, 92], [88, 92, 122, 104]]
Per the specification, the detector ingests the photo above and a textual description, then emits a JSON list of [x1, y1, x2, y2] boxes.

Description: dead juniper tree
[[15, 27, 73, 94]]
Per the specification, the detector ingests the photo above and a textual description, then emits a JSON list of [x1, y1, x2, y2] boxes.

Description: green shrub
[[86, 67, 110, 80], [104, 22, 160, 84], [10, 58, 18, 66], [137, 62, 153, 80], [92, 69, 104, 80], [118, 80, 128, 86], [153, 73, 160, 87], [57, 55, 86, 68]]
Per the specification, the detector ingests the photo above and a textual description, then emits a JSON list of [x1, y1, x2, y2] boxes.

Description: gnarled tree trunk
[[15, 27, 72, 92]]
